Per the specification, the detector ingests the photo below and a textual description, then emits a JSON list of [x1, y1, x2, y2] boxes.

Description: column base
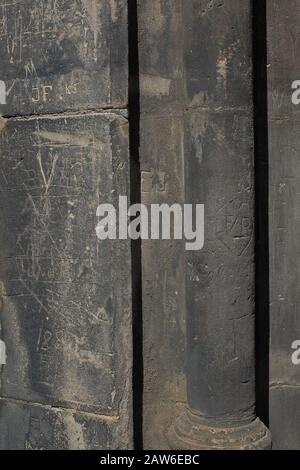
[[168, 408, 271, 450]]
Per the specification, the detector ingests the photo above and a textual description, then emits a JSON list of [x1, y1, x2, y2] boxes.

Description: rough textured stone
[[0, 0, 132, 450], [0, 0, 128, 116], [268, 2, 300, 449], [138, 0, 186, 449], [141, 114, 186, 449], [140, 0, 257, 449], [0, 398, 130, 450], [185, 110, 255, 419], [0, 113, 133, 448], [183, 0, 252, 111], [269, 388, 300, 450]]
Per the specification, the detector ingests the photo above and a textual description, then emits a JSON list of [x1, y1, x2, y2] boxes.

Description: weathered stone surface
[[268, 0, 300, 450], [138, 0, 184, 114], [169, 408, 271, 450], [0, 0, 128, 116], [185, 110, 255, 419], [268, 0, 300, 119], [138, 0, 186, 449], [141, 114, 186, 449], [269, 388, 300, 450], [0, 113, 133, 448], [183, 0, 252, 110], [168, 0, 271, 450], [140, 0, 257, 449], [0, 398, 130, 450]]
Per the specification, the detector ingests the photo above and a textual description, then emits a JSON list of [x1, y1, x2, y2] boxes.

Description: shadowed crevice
[[253, 0, 270, 427], [128, 0, 143, 450]]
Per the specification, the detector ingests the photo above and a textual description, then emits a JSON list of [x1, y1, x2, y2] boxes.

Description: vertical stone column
[[0, 1, 132, 450], [268, 0, 300, 450], [138, 0, 187, 449], [168, 0, 271, 449]]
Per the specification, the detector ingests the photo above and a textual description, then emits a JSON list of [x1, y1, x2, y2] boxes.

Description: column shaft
[[268, 0, 300, 450], [169, 0, 271, 449]]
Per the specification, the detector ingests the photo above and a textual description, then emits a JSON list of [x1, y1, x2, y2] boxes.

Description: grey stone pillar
[[168, 0, 271, 450], [268, 0, 300, 450], [138, 0, 187, 449]]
